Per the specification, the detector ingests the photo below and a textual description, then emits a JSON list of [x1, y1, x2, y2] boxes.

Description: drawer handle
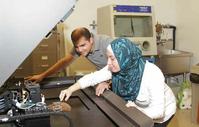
[[41, 56, 48, 60], [40, 44, 49, 47], [41, 64, 49, 67], [18, 67, 23, 70]]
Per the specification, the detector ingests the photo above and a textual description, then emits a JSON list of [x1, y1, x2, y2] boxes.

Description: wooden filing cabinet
[[13, 55, 33, 77], [12, 23, 66, 78]]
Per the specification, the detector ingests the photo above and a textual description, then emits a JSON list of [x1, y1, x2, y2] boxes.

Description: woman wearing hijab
[[59, 38, 176, 127]]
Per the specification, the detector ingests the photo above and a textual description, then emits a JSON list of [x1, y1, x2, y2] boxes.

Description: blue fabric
[[111, 38, 145, 101]]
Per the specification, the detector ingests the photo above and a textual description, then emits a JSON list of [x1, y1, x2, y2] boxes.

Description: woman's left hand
[[126, 101, 136, 108], [95, 81, 110, 96]]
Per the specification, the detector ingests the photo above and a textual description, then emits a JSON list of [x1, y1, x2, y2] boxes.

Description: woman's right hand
[[25, 74, 45, 83], [59, 89, 72, 101], [59, 82, 81, 101]]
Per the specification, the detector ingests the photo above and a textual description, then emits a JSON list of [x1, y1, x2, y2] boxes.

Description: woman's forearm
[[78, 66, 112, 89], [68, 82, 81, 93]]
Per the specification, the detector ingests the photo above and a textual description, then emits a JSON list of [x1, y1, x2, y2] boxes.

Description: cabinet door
[[12, 23, 66, 77], [32, 52, 57, 74], [12, 55, 33, 77], [34, 32, 58, 54]]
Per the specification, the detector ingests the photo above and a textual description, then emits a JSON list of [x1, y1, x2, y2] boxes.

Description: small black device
[[25, 82, 41, 103]]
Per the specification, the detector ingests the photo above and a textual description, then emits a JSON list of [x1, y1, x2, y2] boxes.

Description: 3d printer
[[0, 79, 73, 127]]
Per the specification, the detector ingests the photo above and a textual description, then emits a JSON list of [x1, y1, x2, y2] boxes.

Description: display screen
[[114, 15, 153, 37]]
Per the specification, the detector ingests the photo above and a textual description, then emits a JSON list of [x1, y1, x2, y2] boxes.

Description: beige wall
[[176, 0, 199, 65], [64, 0, 177, 36], [63, 0, 178, 75]]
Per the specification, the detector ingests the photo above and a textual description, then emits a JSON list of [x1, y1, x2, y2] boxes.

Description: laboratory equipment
[[97, 5, 157, 56], [190, 63, 199, 124], [0, 1, 153, 126]]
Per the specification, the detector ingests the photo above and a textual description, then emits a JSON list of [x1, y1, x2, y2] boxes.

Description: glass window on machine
[[114, 15, 153, 37]]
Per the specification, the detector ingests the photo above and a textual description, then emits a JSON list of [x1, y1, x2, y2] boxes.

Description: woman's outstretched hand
[[59, 89, 72, 101], [59, 82, 81, 101]]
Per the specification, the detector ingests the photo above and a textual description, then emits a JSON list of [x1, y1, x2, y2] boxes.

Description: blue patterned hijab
[[110, 38, 146, 101]]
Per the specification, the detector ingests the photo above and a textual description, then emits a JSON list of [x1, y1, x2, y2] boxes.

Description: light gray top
[[71, 34, 113, 70]]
